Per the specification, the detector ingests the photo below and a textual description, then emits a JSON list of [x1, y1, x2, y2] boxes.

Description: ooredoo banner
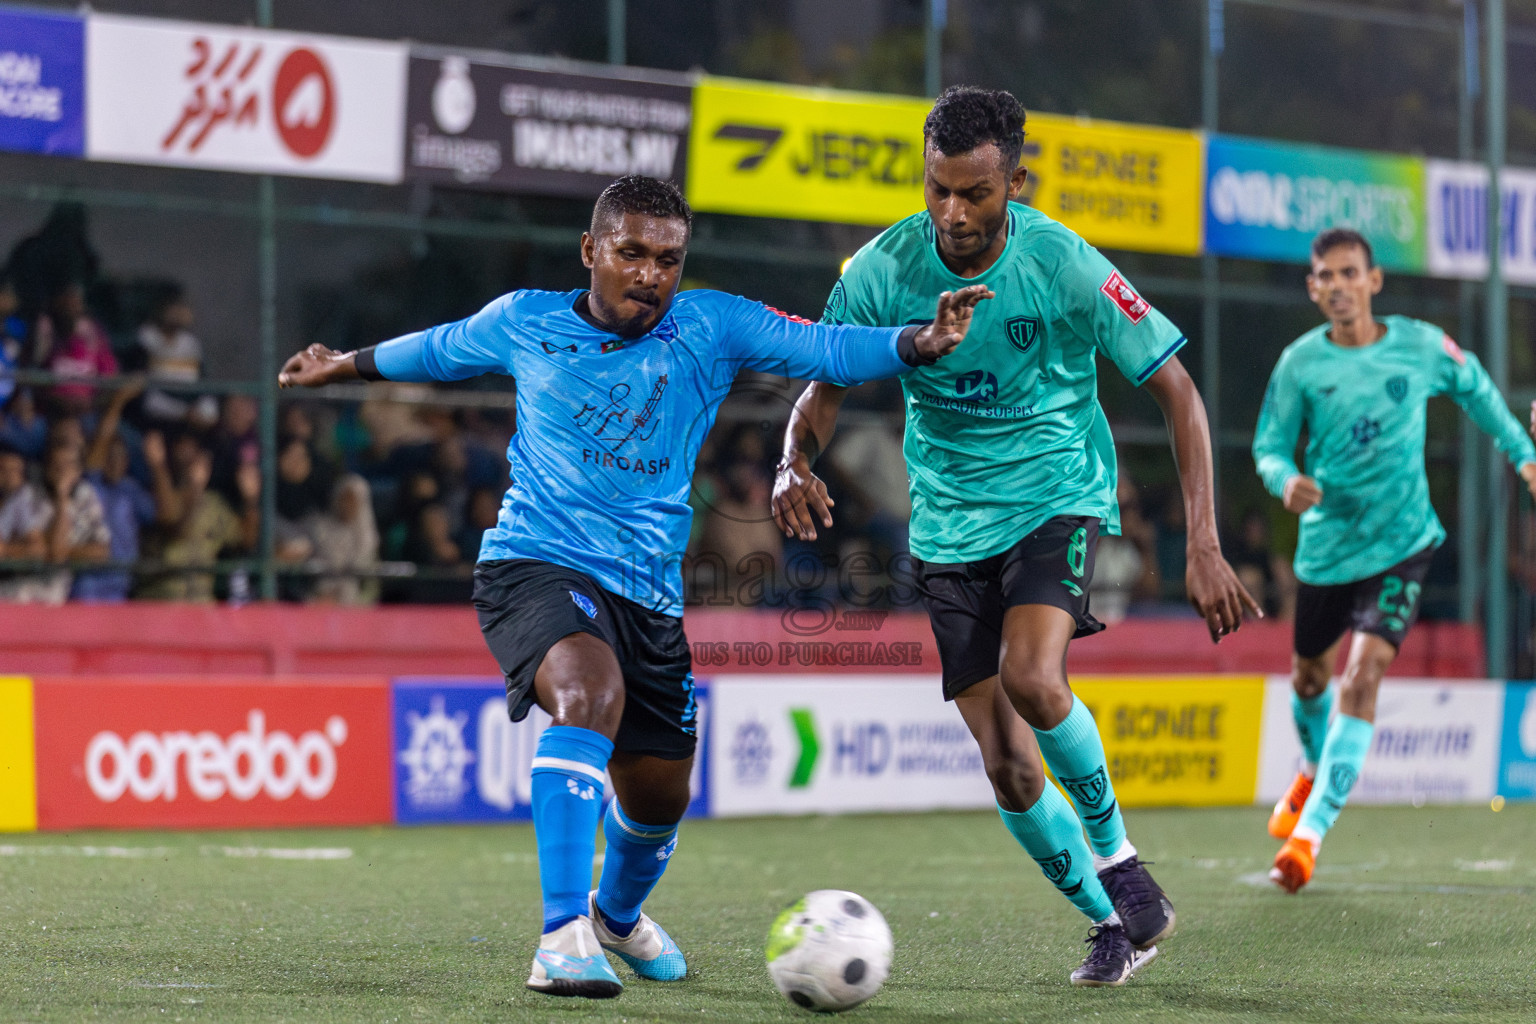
[[390, 678, 710, 823], [0, 7, 84, 157], [404, 53, 691, 195], [1257, 677, 1503, 805], [33, 677, 393, 829], [85, 14, 406, 182]]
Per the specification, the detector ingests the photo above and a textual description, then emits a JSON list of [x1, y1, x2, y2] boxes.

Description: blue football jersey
[[371, 288, 912, 615]]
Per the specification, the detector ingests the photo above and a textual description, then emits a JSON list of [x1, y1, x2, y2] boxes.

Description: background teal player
[[772, 87, 1259, 987], [1255, 227, 1536, 894], [277, 176, 989, 999]]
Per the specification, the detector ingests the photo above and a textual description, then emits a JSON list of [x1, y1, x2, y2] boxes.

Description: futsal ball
[[766, 890, 893, 1013]]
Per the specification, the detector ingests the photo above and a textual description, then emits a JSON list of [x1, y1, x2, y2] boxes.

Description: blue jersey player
[[278, 176, 989, 1000]]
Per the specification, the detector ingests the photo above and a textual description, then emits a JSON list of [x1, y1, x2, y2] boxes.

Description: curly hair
[[923, 86, 1027, 172], [591, 174, 693, 237]]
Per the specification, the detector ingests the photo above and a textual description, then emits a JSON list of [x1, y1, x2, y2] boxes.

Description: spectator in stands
[[207, 394, 259, 510], [457, 485, 502, 562], [1091, 471, 1159, 623], [137, 430, 259, 602], [1228, 507, 1297, 621], [693, 427, 783, 605], [32, 437, 111, 603], [0, 271, 23, 408], [307, 473, 380, 606], [35, 281, 118, 417], [135, 283, 217, 427], [75, 383, 155, 602], [0, 441, 48, 600], [1154, 486, 1189, 603], [4, 202, 100, 333], [388, 469, 469, 603], [0, 387, 47, 459]]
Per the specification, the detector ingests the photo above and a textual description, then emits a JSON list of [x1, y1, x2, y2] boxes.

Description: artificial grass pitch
[[2, 806, 1533, 1023]]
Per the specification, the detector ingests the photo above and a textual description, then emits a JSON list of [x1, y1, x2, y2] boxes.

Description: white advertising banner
[[86, 14, 406, 182], [1257, 678, 1503, 806], [708, 675, 993, 817], [1425, 159, 1536, 285]]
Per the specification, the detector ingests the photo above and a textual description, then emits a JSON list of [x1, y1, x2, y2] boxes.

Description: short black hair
[[1311, 227, 1374, 267], [924, 86, 1027, 172], [590, 175, 692, 237]]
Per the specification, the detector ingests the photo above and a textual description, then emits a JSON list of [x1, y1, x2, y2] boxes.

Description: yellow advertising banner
[[1022, 113, 1203, 256], [1067, 676, 1264, 807], [0, 677, 36, 832], [687, 76, 1203, 255]]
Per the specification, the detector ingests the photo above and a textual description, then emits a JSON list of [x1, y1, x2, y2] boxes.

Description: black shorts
[[472, 558, 698, 759], [915, 515, 1106, 700], [1293, 545, 1437, 659]]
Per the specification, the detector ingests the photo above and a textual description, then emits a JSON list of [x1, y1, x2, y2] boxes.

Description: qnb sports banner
[[0, 7, 84, 157], [1257, 678, 1504, 805], [1022, 113, 1202, 256], [405, 54, 691, 194], [1426, 160, 1536, 286], [85, 14, 406, 182], [1070, 677, 1265, 806], [390, 678, 710, 823], [32, 677, 393, 829], [1205, 135, 1426, 272]]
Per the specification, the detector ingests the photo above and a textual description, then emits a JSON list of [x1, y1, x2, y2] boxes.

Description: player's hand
[[142, 430, 166, 469], [772, 455, 835, 541], [914, 284, 994, 362], [1186, 542, 1263, 642], [1529, 399, 1536, 441], [1521, 461, 1536, 502], [278, 344, 357, 388], [1282, 474, 1322, 514]]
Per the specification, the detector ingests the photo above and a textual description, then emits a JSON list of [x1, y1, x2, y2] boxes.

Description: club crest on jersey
[[954, 369, 999, 404], [1062, 768, 1109, 808], [1006, 316, 1040, 354], [1385, 375, 1408, 404], [1100, 271, 1150, 324], [570, 591, 599, 619], [1036, 849, 1073, 885]]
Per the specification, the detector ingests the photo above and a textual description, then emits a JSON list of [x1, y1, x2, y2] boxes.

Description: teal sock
[[1292, 688, 1335, 771], [1032, 696, 1126, 857], [997, 788, 1115, 923], [1295, 713, 1374, 843]]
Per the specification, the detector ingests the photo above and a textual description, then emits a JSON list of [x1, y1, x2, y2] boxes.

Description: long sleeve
[[719, 294, 908, 386], [1438, 340, 1536, 470], [372, 294, 518, 382], [1253, 354, 1304, 498]]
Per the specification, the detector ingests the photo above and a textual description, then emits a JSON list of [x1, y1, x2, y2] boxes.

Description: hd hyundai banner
[[404, 53, 691, 195], [0, 7, 84, 157], [32, 677, 393, 829], [85, 13, 406, 182]]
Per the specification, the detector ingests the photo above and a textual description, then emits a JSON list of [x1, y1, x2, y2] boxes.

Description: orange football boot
[[1266, 772, 1314, 839], [1269, 836, 1315, 894]]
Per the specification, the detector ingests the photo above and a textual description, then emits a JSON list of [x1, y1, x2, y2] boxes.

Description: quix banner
[[404, 53, 691, 194], [32, 677, 394, 829], [0, 7, 84, 157], [1426, 160, 1536, 286], [85, 13, 406, 182], [1205, 134, 1427, 272], [391, 678, 709, 824]]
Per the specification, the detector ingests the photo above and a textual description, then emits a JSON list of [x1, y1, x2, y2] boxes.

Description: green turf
[[2, 805, 1533, 1022]]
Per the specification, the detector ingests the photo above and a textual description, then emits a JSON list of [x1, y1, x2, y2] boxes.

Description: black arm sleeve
[[897, 325, 933, 367], [354, 346, 385, 382]]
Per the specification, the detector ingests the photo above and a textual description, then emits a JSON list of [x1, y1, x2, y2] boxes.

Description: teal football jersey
[[1253, 315, 1536, 586], [823, 202, 1186, 563]]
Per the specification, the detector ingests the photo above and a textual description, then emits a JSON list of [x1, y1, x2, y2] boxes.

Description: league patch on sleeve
[[1100, 271, 1150, 324], [1442, 333, 1467, 365]]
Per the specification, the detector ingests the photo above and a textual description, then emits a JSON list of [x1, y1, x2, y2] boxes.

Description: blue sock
[[1032, 697, 1127, 857], [1292, 688, 1335, 771], [1296, 713, 1373, 844], [997, 788, 1116, 923], [596, 800, 679, 937], [530, 725, 613, 934]]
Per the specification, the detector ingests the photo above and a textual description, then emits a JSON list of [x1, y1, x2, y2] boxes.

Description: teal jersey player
[[1258, 228, 1536, 898], [825, 201, 1187, 563], [1254, 314, 1536, 586], [775, 86, 1257, 989]]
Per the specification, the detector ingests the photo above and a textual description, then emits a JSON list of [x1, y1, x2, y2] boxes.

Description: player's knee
[[543, 675, 625, 732], [1291, 658, 1331, 697], [983, 752, 1044, 812], [998, 659, 1071, 727]]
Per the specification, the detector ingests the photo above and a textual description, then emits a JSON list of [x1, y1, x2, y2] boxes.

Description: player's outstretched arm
[[278, 344, 362, 389], [1144, 356, 1262, 641], [912, 284, 994, 362], [773, 382, 850, 541]]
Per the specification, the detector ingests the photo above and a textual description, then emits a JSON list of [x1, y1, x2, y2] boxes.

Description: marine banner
[[1070, 676, 1265, 806], [390, 678, 709, 823], [1425, 159, 1536, 286], [1205, 134, 1426, 271], [403, 53, 692, 195], [0, 7, 84, 157]]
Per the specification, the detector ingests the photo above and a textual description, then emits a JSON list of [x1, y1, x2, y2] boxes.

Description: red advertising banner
[[34, 677, 392, 829]]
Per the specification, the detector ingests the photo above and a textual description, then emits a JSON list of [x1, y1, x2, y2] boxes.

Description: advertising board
[[32, 677, 393, 829], [0, 8, 84, 157], [1498, 681, 1536, 800], [0, 677, 36, 832], [1426, 160, 1536, 286]]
